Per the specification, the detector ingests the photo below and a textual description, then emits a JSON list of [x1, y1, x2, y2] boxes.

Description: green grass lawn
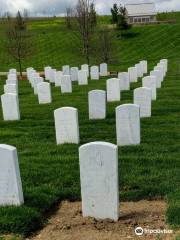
[[0, 12, 179, 236], [0, 12, 180, 72]]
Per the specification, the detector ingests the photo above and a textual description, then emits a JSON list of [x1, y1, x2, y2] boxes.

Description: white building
[[125, 3, 157, 24]]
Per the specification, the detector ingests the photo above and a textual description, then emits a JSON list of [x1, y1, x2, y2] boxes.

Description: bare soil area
[[28, 200, 179, 240]]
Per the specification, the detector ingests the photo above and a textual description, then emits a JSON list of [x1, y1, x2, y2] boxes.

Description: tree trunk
[[85, 37, 90, 65], [86, 46, 90, 65], [18, 57, 23, 80]]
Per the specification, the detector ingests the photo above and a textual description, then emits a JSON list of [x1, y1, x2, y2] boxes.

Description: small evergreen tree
[[111, 4, 119, 24], [117, 5, 131, 30], [90, 3, 97, 28]]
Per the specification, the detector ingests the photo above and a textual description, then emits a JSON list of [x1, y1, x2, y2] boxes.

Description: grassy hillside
[[0, 12, 179, 236], [0, 12, 180, 72]]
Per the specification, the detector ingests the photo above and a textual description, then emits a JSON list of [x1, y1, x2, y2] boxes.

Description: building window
[[134, 17, 141, 23], [137, 16, 151, 23], [129, 17, 133, 23], [130, 15, 155, 24]]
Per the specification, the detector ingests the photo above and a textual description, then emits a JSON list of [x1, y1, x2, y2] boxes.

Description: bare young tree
[[89, 26, 115, 65], [5, 11, 34, 78], [75, 0, 96, 64], [98, 28, 114, 64]]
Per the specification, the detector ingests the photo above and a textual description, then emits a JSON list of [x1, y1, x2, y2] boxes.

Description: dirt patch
[[29, 200, 179, 240]]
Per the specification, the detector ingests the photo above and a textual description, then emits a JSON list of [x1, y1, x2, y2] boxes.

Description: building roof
[[125, 3, 156, 17]]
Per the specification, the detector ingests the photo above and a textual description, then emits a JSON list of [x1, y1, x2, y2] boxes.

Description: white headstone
[[0, 144, 24, 206], [106, 78, 121, 102], [71, 67, 79, 81], [140, 60, 148, 74], [100, 63, 108, 76], [61, 75, 72, 93], [90, 66, 99, 80], [62, 65, 70, 75], [116, 104, 140, 146], [135, 63, 143, 78], [28, 70, 36, 85], [159, 62, 167, 74], [4, 84, 18, 94], [49, 69, 56, 83], [44, 66, 52, 81], [9, 69, 17, 74], [150, 70, 162, 88], [30, 72, 40, 88], [37, 82, 52, 104], [128, 67, 138, 83], [54, 107, 79, 144], [160, 59, 168, 72], [1, 94, 20, 121], [81, 64, 89, 77], [154, 66, 165, 79], [33, 77, 43, 95], [79, 141, 119, 221], [118, 72, 130, 90], [142, 76, 157, 100], [6, 79, 17, 85], [88, 90, 106, 119], [8, 74, 17, 81], [27, 68, 34, 81], [55, 71, 62, 87], [78, 70, 88, 85], [134, 87, 152, 118], [157, 63, 166, 76]]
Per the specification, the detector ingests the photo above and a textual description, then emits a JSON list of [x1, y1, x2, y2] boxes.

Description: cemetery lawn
[[0, 13, 180, 236]]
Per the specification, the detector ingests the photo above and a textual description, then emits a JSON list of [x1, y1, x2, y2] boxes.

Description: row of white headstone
[[106, 60, 147, 102], [26, 67, 52, 104], [0, 63, 108, 120], [43, 63, 108, 93], [53, 60, 149, 145], [1, 69, 20, 121], [1, 71, 23, 205], [26, 64, 108, 104], [44, 63, 108, 84], [134, 59, 167, 118], [0, 59, 160, 122], [0, 59, 168, 223]]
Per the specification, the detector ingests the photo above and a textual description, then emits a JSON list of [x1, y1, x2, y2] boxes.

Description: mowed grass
[[0, 12, 179, 236], [0, 13, 180, 72], [0, 60, 179, 235]]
